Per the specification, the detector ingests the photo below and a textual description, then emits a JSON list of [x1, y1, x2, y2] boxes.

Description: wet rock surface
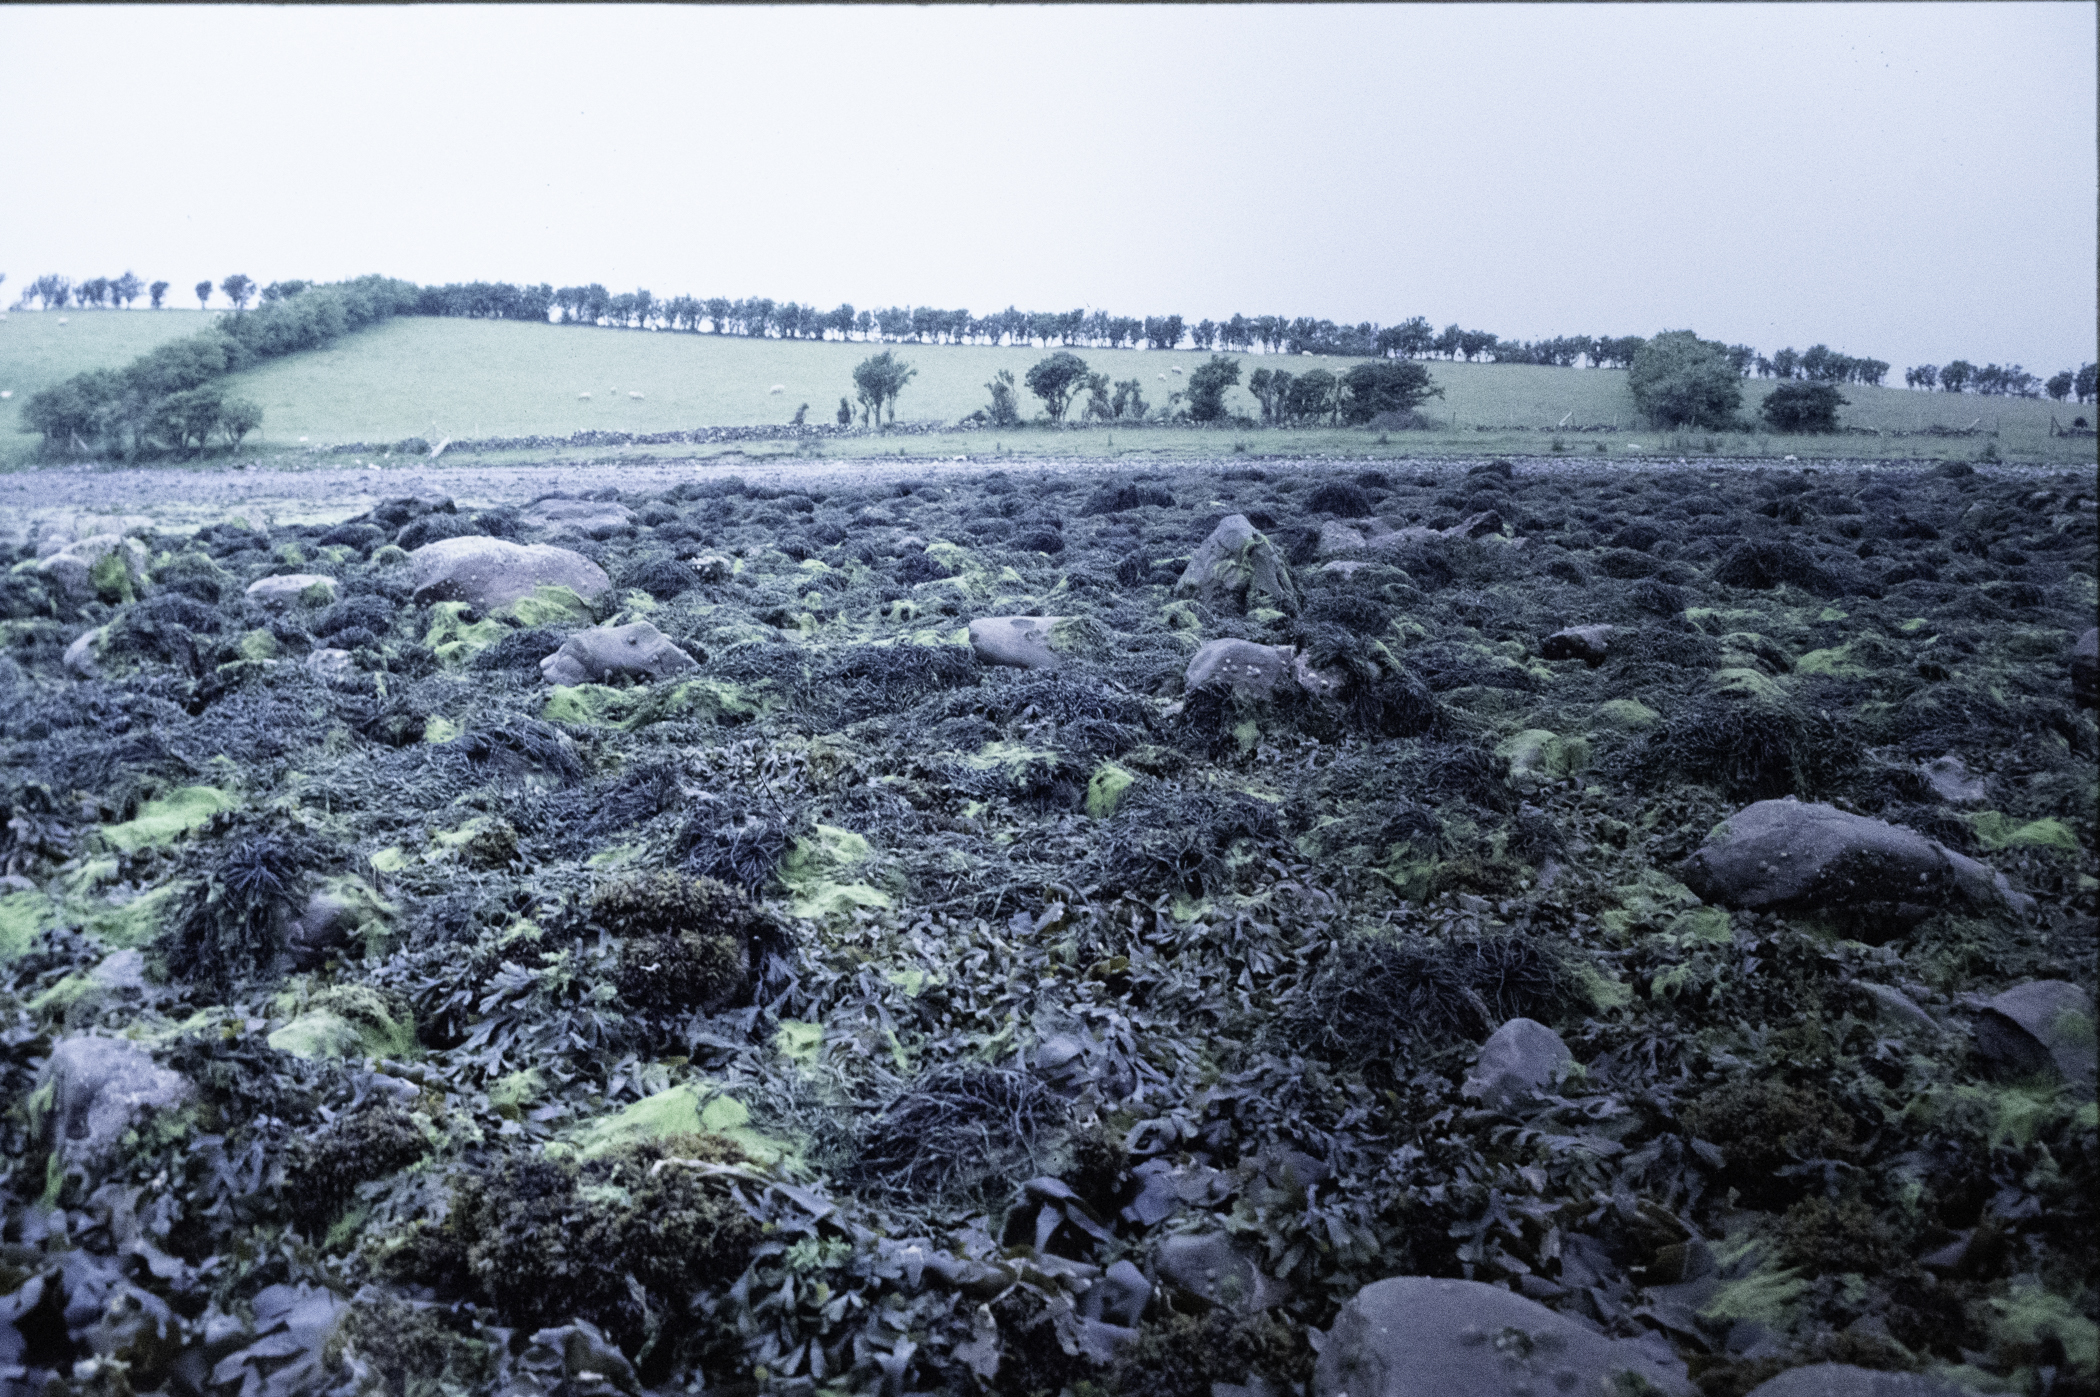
[[538, 619, 699, 686], [1314, 1276, 1693, 1397], [0, 456, 2090, 1397]]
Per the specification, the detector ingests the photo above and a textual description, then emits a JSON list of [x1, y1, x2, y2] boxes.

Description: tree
[[983, 370, 1022, 427], [2075, 363, 2097, 404], [219, 397, 262, 451], [1283, 369, 1338, 424], [1376, 316, 1434, 359], [1247, 368, 1289, 423], [1024, 351, 1091, 423], [148, 280, 169, 309], [1111, 378, 1148, 421], [1627, 330, 1743, 428], [1191, 319, 1218, 352], [1769, 347, 1800, 380], [1184, 355, 1242, 423], [851, 350, 916, 428], [2045, 371, 2075, 402], [112, 271, 144, 308], [1434, 324, 1463, 359], [1725, 344, 1757, 377], [194, 280, 212, 309], [220, 274, 254, 314], [152, 385, 227, 455], [1080, 372, 1114, 421], [1905, 364, 1938, 391], [1340, 359, 1442, 424], [1142, 315, 1184, 351], [1759, 381, 1847, 433], [1938, 360, 1974, 393]]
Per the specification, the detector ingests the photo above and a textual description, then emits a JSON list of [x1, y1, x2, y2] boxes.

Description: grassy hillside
[[215, 318, 2085, 458], [0, 309, 224, 451], [7, 310, 2086, 466]]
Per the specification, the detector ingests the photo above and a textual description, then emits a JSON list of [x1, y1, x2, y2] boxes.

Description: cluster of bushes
[[1904, 360, 2096, 402], [1629, 330, 1860, 433], [932, 351, 1441, 430], [18, 276, 421, 459]]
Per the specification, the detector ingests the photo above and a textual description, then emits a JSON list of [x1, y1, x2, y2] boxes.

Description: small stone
[[41, 1036, 191, 1173], [1974, 980, 2096, 1093], [1156, 1233, 1286, 1312], [1740, 1363, 1972, 1397], [540, 620, 700, 686], [523, 497, 637, 540], [1541, 624, 1613, 666], [306, 648, 357, 686], [968, 616, 1064, 670], [245, 574, 338, 609], [2071, 627, 2097, 709], [63, 627, 104, 679], [1462, 1018, 1574, 1110], [1185, 638, 1296, 701], [1918, 754, 1988, 805]]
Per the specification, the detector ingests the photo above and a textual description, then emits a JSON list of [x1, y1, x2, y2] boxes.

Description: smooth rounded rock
[[37, 534, 149, 602], [1314, 1276, 1692, 1397], [1974, 980, 2096, 1092], [409, 537, 612, 611], [63, 627, 104, 679], [1463, 1018, 1574, 1110], [1186, 638, 1296, 701], [305, 648, 357, 685], [245, 574, 338, 609], [1156, 1232, 1286, 1312], [540, 619, 699, 686], [968, 616, 1064, 670], [41, 1036, 191, 1172], [1741, 1363, 1972, 1397], [524, 497, 637, 540], [2072, 627, 2098, 709], [1541, 624, 1614, 666], [1679, 797, 2030, 916]]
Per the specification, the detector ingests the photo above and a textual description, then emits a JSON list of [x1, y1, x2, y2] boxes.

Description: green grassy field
[[0, 309, 224, 450], [6, 310, 2090, 468]]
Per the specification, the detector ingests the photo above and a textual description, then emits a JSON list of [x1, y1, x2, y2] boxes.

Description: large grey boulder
[[539, 620, 699, 686], [37, 534, 149, 602], [1186, 639, 1297, 702], [1176, 515, 1300, 616], [244, 574, 338, 610], [1155, 1232, 1287, 1312], [968, 616, 1063, 670], [1462, 1018, 1574, 1110], [1314, 1276, 1692, 1397], [524, 497, 636, 540], [1742, 1364, 1971, 1397], [1679, 798, 2031, 916], [1973, 980, 2096, 1092], [1541, 624, 1614, 667], [2073, 627, 2098, 709], [408, 537, 612, 611], [41, 1036, 191, 1172]]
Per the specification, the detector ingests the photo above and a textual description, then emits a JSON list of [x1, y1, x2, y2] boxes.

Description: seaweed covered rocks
[[0, 458, 2091, 1397]]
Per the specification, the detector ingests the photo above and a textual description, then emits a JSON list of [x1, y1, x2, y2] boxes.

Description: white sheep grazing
[[629, 391, 643, 400], [768, 384, 786, 395], [579, 392, 592, 400], [1156, 372, 1167, 381], [1171, 366, 1184, 375]]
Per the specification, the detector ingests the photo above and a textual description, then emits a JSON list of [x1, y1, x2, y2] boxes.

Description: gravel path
[[0, 451, 2037, 546]]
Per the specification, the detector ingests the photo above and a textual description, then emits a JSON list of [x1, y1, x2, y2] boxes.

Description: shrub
[[1339, 359, 1443, 424], [1024, 352, 1092, 423], [983, 369, 1023, 427], [1628, 330, 1744, 428], [1185, 355, 1242, 423], [1760, 381, 1848, 433]]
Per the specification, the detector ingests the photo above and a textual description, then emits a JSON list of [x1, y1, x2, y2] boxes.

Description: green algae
[[1592, 698, 1660, 731], [237, 628, 279, 662], [0, 890, 54, 962], [1086, 762, 1136, 819], [494, 583, 596, 628], [1969, 812, 2080, 854], [560, 1082, 792, 1166], [99, 787, 236, 852], [1494, 729, 1590, 782], [543, 677, 767, 730], [1795, 643, 1868, 679], [775, 1020, 824, 1066], [422, 602, 509, 669], [779, 825, 892, 920], [268, 986, 416, 1061]]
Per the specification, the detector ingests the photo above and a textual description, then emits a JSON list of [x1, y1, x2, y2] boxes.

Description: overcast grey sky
[[4, 4, 2093, 372]]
